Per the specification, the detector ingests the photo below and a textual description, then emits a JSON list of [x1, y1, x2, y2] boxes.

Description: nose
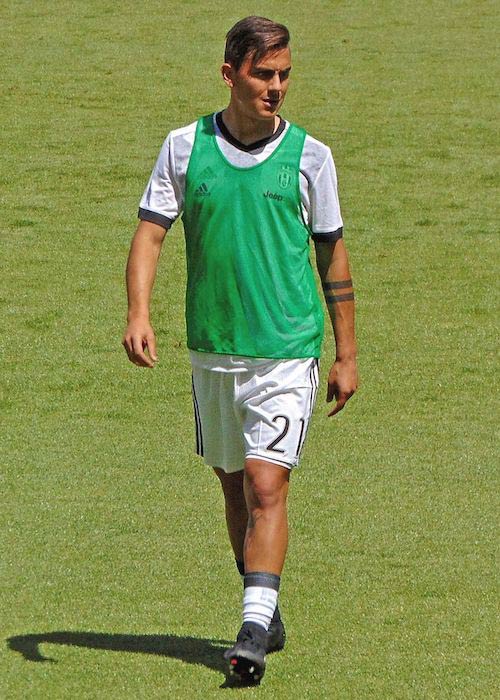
[[269, 71, 282, 93]]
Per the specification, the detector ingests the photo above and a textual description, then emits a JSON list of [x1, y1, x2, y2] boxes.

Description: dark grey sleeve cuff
[[311, 227, 343, 242], [138, 208, 173, 230]]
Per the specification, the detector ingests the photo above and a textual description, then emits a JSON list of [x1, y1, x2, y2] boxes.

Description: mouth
[[262, 97, 280, 110]]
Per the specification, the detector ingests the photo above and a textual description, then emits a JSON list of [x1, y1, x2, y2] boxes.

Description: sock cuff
[[244, 571, 280, 591], [235, 559, 245, 576]]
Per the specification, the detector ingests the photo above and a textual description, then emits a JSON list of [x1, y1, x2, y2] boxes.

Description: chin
[[258, 107, 279, 119], [248, 110, 275, 122]]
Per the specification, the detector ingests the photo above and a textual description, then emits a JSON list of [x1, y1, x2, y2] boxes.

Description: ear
[[221, 63, 235, 88]]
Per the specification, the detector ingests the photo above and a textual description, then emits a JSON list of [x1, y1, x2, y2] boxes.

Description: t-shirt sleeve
[[138, 133, 183, 229], [309, 146, 343, 242], [300, 136, 344, 242]]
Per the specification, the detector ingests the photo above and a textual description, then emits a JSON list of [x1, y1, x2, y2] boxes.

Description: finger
[[123, 334, 152, 367], [328, 396, 346, 416], [135, 354, 153, 368], [122, 336, 138, 364], [326, 381, 336, 403], [328, 389, 357, 416], [132, 335, 155, 368], [146, 332, 158, 362]]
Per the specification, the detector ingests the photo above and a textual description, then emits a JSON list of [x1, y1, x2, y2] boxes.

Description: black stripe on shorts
[[191, 375, 204, 456], [298, 359, 319, 459]]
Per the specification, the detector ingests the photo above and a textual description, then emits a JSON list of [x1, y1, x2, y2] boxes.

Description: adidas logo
[[195, 182, 210, 196], [263, 190, 283, 201]]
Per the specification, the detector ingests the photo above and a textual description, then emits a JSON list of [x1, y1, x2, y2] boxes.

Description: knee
[[244, 464, 289, 513], [249, 481, 278, 511]]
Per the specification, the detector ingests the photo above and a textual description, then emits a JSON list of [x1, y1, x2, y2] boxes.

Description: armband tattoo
[[324, 292, 355, 305], [322, 278, 352, 291]]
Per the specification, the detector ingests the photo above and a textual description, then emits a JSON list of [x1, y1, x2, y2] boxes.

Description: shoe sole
[[224, 648, 266, 684]]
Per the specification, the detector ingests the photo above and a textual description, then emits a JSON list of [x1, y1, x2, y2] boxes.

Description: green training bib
[[182, 114, 323, 359]]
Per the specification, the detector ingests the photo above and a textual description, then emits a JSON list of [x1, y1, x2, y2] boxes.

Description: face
[[223, 46, 292, 121]]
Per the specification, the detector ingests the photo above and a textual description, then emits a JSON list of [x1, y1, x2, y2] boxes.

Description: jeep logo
[[263, 190, 284, 201]]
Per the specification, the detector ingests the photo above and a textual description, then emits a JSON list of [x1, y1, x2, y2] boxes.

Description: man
[[123, 16, 358, 684]]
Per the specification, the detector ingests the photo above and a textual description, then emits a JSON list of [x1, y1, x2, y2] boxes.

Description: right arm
[[122, 219, 167, 367]]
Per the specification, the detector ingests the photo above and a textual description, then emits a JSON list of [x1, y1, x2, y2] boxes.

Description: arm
[[314, 238, 358, 416], [122, 219, 167, 367]]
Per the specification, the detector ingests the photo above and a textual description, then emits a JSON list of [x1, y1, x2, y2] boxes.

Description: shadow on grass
[[7, 630, 232, 676]]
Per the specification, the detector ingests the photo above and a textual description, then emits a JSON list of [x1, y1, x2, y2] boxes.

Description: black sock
[[235, 558, 245, 577]]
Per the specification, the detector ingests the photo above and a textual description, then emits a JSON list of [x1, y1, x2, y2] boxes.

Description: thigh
[[240, 358, 319, 469]]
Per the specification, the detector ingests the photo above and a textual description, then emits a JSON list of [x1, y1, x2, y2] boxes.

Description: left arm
[[314, 238, 359, 416]]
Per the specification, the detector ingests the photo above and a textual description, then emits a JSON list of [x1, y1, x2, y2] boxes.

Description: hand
[[326, 358, 358, 416], [122, 318, 158, 368]]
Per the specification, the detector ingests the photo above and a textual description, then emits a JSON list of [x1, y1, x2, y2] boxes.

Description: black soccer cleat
[[224, 622, 267, 684], [266, 603, 286, 653], [266, 617, 286, 653]]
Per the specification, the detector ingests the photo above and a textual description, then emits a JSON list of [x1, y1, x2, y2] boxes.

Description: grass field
[[1, 1, 498, 697]]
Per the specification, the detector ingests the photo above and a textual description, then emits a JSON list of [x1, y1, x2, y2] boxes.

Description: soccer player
[[123, 16, 358, 684]]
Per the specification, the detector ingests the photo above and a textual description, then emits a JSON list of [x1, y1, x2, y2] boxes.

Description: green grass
[[1, 0, 498, 697]]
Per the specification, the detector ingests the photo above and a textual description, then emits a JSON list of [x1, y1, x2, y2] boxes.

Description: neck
[[222, 105, 278, 145]]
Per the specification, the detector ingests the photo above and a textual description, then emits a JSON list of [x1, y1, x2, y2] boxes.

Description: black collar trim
[[215, 112, 286, 152]]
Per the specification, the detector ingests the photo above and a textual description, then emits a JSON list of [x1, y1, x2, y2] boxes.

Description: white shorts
[[190, 354, 319, 473]]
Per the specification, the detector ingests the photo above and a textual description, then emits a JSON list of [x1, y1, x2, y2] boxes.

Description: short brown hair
[[224, 16, 290, 71]]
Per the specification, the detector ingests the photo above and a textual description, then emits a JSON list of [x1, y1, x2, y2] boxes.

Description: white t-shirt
[[139, 112, 343, 240], [139, 113, 344, 371]]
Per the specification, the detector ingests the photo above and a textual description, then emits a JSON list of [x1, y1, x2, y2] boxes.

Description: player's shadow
[[7, 630, 231, 675]]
